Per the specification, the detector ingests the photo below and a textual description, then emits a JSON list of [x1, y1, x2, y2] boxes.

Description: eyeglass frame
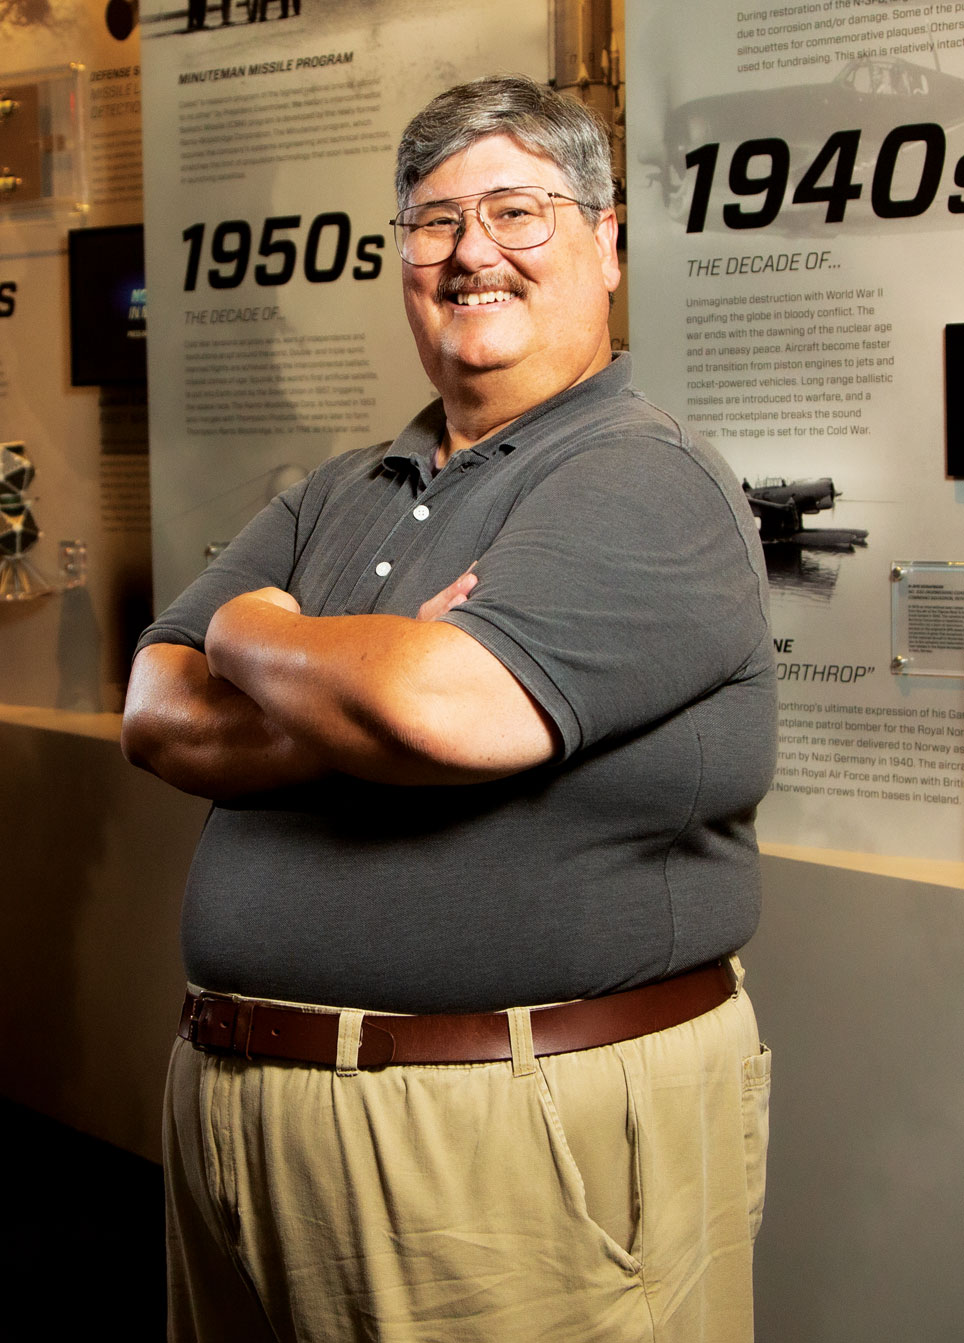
[[388, 186, 597, 266]]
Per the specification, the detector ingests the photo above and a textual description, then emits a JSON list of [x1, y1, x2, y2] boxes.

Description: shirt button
[[375, 561, 392, 577], [413, 504, 430, 521]]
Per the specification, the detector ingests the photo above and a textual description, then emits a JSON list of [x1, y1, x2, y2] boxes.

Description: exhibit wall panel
[[137, 0, 549, 610], [626, 1, 964, 865]]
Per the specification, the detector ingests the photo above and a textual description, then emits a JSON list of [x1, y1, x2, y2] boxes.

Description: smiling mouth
[[453, 290, 515, 306], [437, 272, 527, 307]]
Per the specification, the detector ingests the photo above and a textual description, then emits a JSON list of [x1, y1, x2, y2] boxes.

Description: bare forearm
[[121, 644, 328, 799], [124, 568, 558, 796], [204, 594, 559, 784], [205, 601, 466, 784]]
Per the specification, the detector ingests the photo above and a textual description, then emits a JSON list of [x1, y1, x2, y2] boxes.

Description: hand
[[416, 566, 478, 622]]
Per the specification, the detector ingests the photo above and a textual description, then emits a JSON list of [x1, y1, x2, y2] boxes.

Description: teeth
[[454, 290, 514, 306]]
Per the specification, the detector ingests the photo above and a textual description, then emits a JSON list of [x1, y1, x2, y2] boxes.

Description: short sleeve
[[439, 437, 770, 757], [133, 479, 309, 656]]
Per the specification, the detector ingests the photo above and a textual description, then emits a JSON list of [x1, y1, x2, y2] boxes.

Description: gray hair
[[395, 74, 614, 223]]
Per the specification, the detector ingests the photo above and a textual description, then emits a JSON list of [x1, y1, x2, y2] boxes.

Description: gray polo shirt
[[137, 354, 776, 1012]]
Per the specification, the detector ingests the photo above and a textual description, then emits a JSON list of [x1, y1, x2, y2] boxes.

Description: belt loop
[[726, 955, 745, 998], [507, 1007, 536, 1078], [233, 1000, 256, 1059], [336, 1009, 364, 1076]]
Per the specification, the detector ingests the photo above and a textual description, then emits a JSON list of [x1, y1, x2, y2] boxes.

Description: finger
[[416, 569, 479, 621], [448, 570, 479, 596]]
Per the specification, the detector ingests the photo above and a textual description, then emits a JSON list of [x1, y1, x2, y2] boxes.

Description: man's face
[[401, 134, 620, 405]]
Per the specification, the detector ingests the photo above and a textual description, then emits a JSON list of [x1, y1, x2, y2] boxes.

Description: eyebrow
[[407, 186, 532, 209]]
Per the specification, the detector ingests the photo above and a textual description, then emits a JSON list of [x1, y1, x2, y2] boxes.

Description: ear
[[593, 209, 621, 293]]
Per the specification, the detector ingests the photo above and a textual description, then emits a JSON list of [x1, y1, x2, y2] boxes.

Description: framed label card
[[891, 562, 964, 678]]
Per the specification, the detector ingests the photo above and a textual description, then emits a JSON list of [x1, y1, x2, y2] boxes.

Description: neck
[[438, 390, 525, 464], [435, 346, 612, 467]]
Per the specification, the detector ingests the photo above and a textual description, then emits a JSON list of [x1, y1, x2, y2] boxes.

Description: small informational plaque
[[891, 562, 964, 678]]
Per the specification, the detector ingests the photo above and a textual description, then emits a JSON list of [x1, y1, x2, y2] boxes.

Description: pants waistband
[[178, 960, 737, 1069]]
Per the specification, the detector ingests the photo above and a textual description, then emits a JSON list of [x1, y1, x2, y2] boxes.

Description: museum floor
[[1, 1098, 166, 1340]]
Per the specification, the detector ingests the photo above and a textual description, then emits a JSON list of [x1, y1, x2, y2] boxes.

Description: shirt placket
[[339, 452, 486, 614]]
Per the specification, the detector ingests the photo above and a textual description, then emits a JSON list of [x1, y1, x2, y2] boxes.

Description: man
[[123, 74, 776, 1343]]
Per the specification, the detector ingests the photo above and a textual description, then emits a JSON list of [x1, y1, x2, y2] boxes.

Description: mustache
[[436, 271, 528, 302]]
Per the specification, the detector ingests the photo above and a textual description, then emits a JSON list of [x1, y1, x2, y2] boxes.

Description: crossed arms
[[121, 570, 560, 800]]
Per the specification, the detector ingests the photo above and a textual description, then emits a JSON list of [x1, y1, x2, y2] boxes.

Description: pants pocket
[[742, 1043, 772, 1242], [535, 1048, 642, 1271]]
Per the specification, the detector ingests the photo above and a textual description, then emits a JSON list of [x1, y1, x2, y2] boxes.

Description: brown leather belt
[[178, 961, 733, 1069]]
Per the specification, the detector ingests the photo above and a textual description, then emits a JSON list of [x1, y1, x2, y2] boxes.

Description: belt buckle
[[185, 993, 206, 1046], [187, 993, 254, 1058]]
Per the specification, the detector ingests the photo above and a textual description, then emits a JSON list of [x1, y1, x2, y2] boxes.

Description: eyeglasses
[[389, 185, 594, 266]]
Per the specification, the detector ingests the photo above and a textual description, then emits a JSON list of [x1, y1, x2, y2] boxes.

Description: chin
[[441, 333, 525, 372]]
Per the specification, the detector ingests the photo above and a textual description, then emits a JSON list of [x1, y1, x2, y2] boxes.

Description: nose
[[450, 207, 504, 269]]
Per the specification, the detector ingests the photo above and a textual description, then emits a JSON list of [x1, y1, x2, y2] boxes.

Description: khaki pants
[[164, 967, 770, 1342]]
